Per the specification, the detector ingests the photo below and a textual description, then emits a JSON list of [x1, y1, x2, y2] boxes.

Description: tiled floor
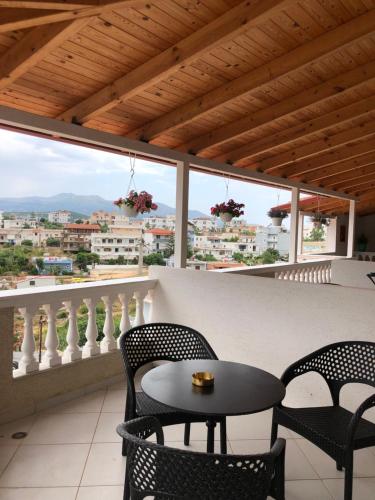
[[1, 384, 375, 499]]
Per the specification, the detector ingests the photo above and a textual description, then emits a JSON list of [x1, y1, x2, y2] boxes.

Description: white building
[[255, 226, 290, 256], [3, 218, 38, 229], [17, 276, 56, 289], [191, 216, 219, 232], [48, 210, 72, 224], [91, 229, 141, 261], [143, 215, 175, 230], [144, 229, 174, 254]]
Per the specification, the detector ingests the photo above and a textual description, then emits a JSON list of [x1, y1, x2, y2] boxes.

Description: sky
[[0, 128, 292, 225]]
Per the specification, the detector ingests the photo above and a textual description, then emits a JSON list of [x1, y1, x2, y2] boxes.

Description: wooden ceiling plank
[[57, 0, 299, 123], [280, 138, 375, 179], [261, 120, 375, 174], [0, 1, 98, 9], [129, 9, 375, 144], [219, 94, 375, 165], [0, 0, 143, 32], [328, 169, 375, 190], [319, 157, 375, 186], [0, 18, 91, 92]]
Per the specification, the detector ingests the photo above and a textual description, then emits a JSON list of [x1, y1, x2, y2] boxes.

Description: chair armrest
[[270, 437, 286, 459], [117, 416, 165, 445], [346, 393, 375, 447]]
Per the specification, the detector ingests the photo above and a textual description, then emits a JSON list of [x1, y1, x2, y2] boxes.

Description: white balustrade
[[271, 261, 332, 284], [41, 303, 62, 369], [82, 297, 100, 358], [62, 300, 82, 363], [0, 277, 157, 378], [100, 295, 117, 353], [16, 306, 38, 375]]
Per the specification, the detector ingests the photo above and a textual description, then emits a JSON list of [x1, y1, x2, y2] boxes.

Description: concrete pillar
[[289, 187, 300, 263], [175, 160, 189, 268], [297, 212, 304, 256]]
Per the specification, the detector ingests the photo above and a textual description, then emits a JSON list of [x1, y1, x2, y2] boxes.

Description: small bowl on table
[[192, 371, 214, 388]]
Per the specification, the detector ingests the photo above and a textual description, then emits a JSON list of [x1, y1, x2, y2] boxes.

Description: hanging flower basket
[[267, 209, 288, 227], [114, 190, 158, 217], [310, 215, 329, 228], [211, 199, 245, 223]]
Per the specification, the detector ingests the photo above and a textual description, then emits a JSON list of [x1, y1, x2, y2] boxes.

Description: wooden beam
[[58, 0, 295, 124], [220, 96, 375, 166], [0, 0, 141, 32], [278, 139, 375, 180], [262, 121, 375, 175], [299, 151, 375, 184], [0, 1, 97, 9], [331, 172, 375, 191], [0, 18, 91, 92], [323, 164, 375, 189], [129, 10, 375, 145]]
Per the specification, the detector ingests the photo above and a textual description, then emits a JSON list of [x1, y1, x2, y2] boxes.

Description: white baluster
[[62, 300, 82, 363], [313, 267, 318, 284], [275, 272, 279, 279], [308, 268, 313, 283], [134, 291, 146, 326], [82, 297, 100, 358], [41, 303, 61, 368], [16, 306, 39, 375], [327, 266, 332, 283], [118, 293, 131, 348], [289, 270, 295, 281], [143, 289, 154, 323], [316, 266, 321, 284], [100, 295, 117, 353]]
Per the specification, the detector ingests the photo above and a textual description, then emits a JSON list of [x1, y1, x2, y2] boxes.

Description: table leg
[[206, 419, 216, 453]]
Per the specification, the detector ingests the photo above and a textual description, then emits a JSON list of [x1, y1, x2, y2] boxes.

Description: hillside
[[0, 193, 208, 219]]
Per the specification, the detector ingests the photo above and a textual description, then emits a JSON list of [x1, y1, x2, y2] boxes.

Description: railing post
[[17, 306, 39, 374], [100, 295, 117, 353], [62, 300, 82, 363], [347, 199, 356, 258], [118, 292, 131, 332], [41, 303, 61, 369], [82, 297, 100, 358], [134, 291, 146, 326]]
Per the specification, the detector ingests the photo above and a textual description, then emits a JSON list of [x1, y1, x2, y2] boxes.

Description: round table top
[[141, 360, 285, 418]]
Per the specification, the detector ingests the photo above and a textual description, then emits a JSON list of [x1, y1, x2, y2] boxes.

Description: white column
[[62, 300, 82, 363], [134, 291, 146, 326], [175, 160, 189, 268], [289, 187, 300, 263], [100, 295, 117, 353], [347, 199, 356, 258], [41, 303, 61, 368], [17, 306, 39, 375], [82, 297, 100, 358], [297, 212, 304, 256]]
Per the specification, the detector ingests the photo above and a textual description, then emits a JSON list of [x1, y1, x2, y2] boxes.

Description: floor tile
[[163, 422, 211, 442], [77, 485, 124, 500], [93, 413, 122, 443], [81, 443, 126, 486], [0, 418, 36, 446], [230, 439, 319, 480], [0, 487, 77, 499], [283, 480, 333, 500], [324, 478, 375, 500], [0, 446, 18, 476], [107, 381, 127, 392], [102, 390, 126, 413], [227, 411, 290, 440], [41, 390, 105, 414], [296, 440, 375, 479], [0, 444, 90, 487], [23, 413, 99, 445]]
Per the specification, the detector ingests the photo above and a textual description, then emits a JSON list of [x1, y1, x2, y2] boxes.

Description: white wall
[[150, 266, 375, 412], [331, 260, 375, 289]]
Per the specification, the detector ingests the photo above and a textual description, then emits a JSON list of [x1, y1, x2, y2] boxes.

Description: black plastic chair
[[271, 341, 375, 500], [119, 322, 227, 456], [117, 416, 286, 500]]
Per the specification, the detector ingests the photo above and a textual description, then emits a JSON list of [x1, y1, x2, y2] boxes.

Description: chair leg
[[336, 461, 343, 471], [122, 438, 128, 457], [220, 418, 227, 454], [124, 469, 130, 500], [184, 422, 191, 446], [344, 455, 353, 500], [271, 419, 278, 447]]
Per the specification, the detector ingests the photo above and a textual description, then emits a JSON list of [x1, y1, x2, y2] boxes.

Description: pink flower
[[210, 199, 245, 218], [114, 191, 157, 214]]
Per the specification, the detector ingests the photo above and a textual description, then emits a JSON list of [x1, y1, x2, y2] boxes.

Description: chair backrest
[[119, 323, 217, 417], [288, 341, 375, 403], [119, 416, 285, 500]]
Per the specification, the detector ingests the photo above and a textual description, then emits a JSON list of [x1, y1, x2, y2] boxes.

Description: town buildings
[[61, 223, 100, 252], [48, 210, 72, 224], [91, 228, 142, 261], [144, 228, 173, 254]]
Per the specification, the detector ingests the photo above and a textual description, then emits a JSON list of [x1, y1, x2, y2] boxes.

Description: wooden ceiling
[[0, 0, 375, 214]]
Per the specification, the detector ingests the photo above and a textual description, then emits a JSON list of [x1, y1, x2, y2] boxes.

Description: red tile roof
[[64, 224, 101, 230], [145, 229, 174, 236]]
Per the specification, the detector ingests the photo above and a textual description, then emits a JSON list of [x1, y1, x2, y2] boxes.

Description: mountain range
[[0, 193, 208, 219]]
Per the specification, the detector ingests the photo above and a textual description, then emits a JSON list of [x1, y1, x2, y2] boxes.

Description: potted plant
[[267, 208, 288, 227], [114, 190, 158, 217], [357, 234, 368, 252], [211, 199, 245, 223], [310, 214, 329, 228]]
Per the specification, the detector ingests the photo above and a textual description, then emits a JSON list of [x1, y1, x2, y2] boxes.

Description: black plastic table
[[141, 359, 285, 453]]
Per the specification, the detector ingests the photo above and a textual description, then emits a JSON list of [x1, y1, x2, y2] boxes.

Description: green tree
[[75, 219, 83, 224], [194, 254, 217, 262], [304, 227, 325, 242], [258, 248, 280, 265], [21, 239, 33, 247], [76, 252, 88, 271], [35, 258, 44, 272], [233, 251, 245, 263], [46, 237, 60, 247], [163, 235, 175, 258], [143, 253, 166, 266]]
